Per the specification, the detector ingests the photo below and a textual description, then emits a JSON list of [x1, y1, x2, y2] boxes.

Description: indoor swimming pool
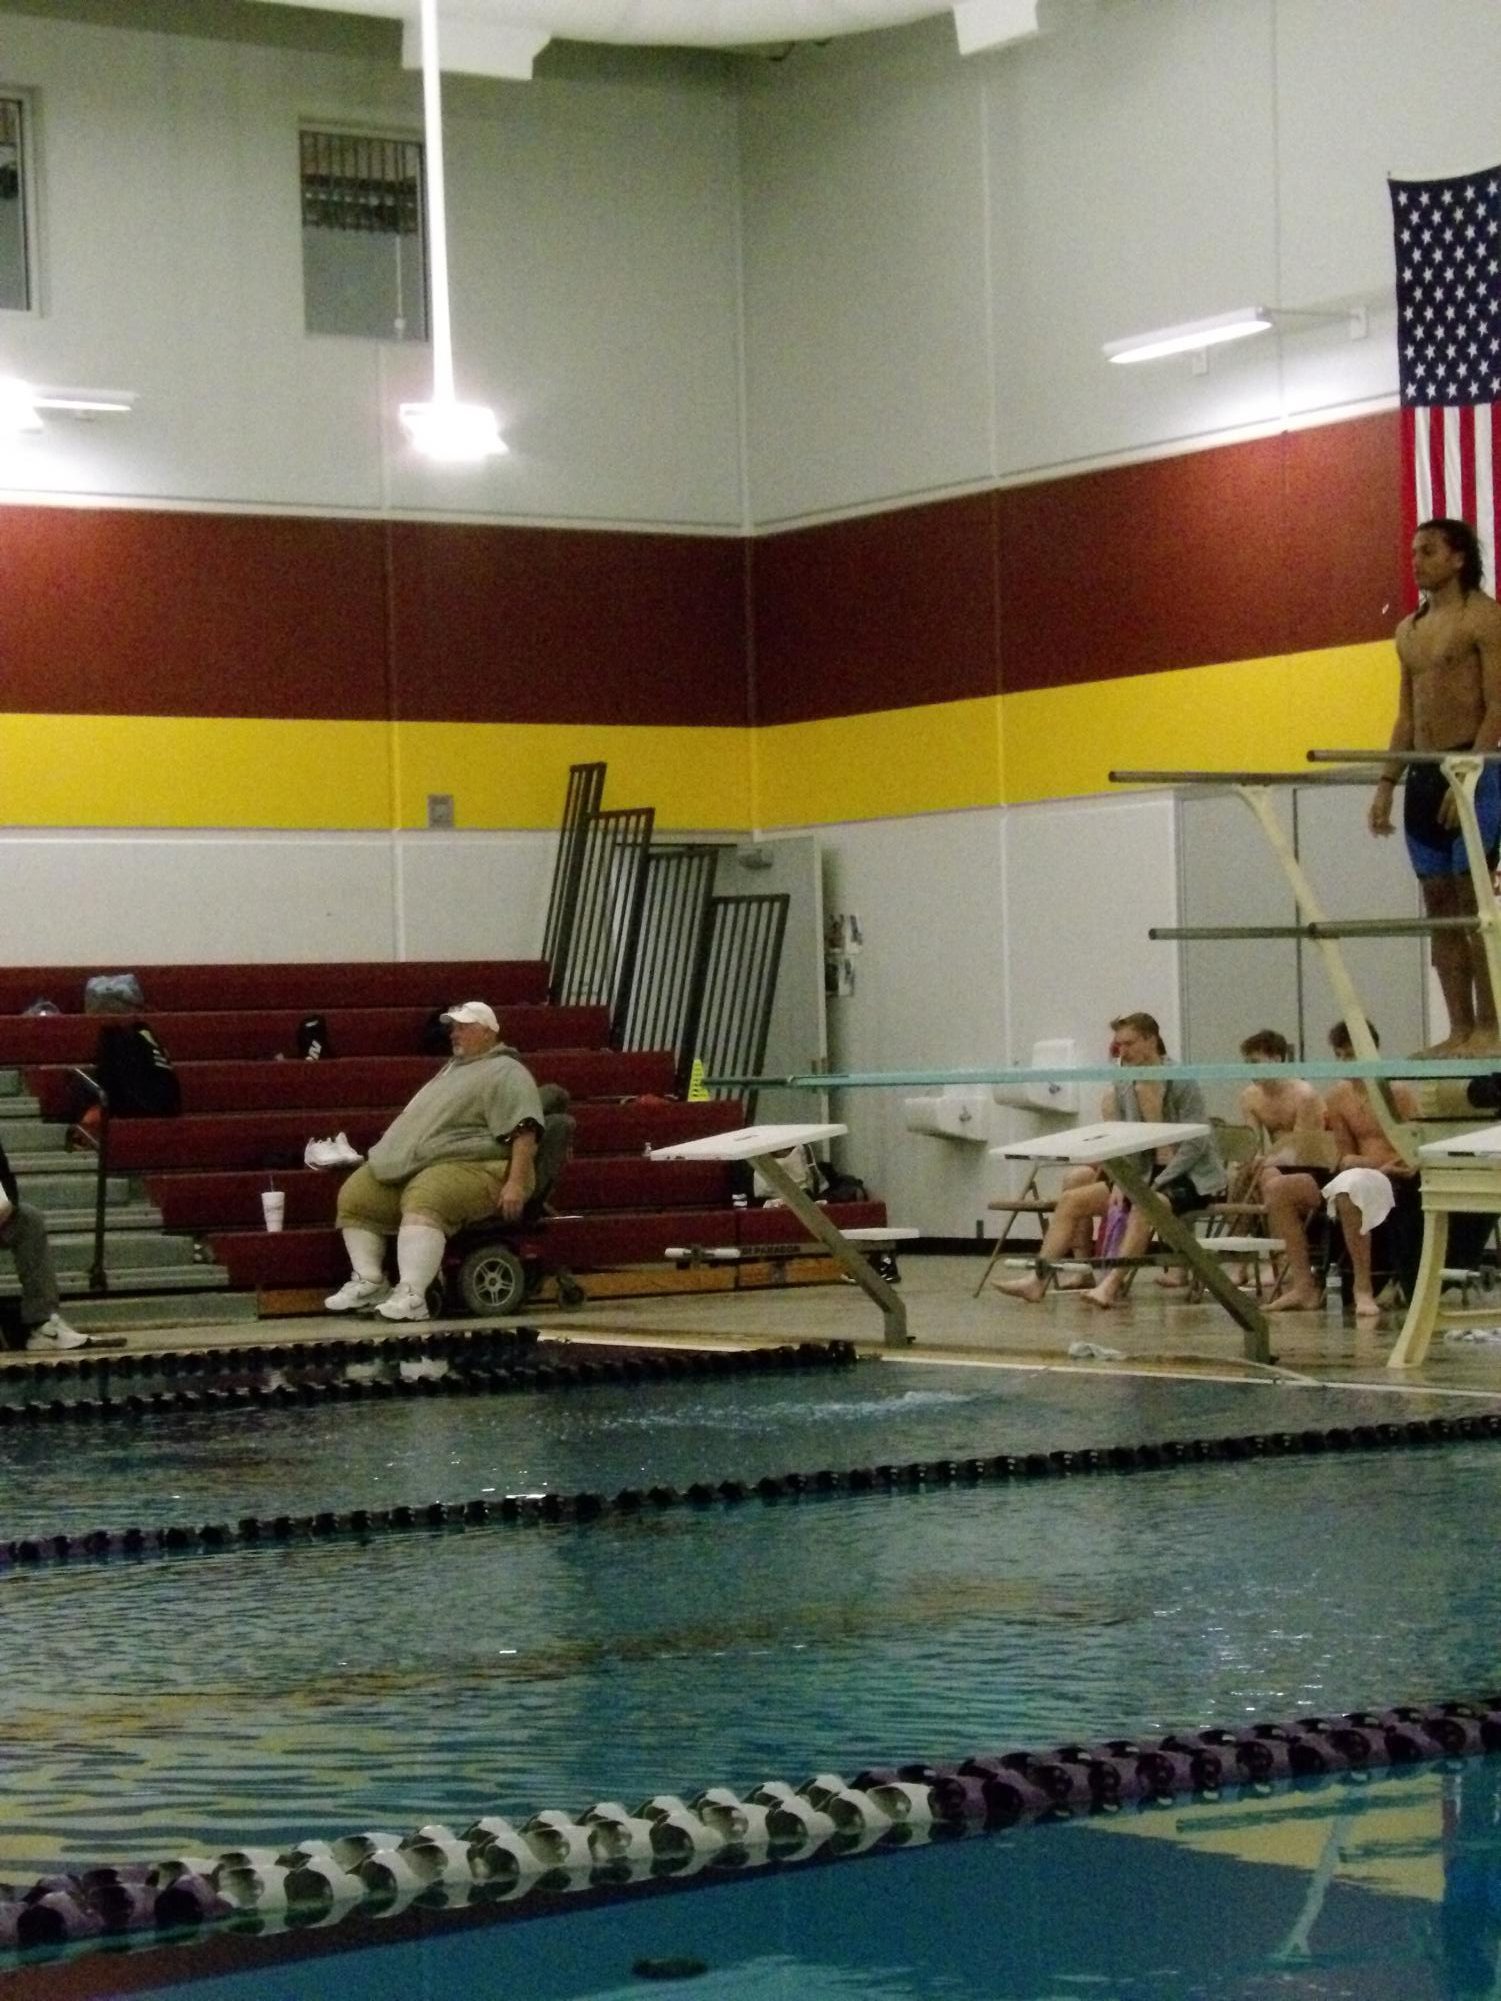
[[4, 1351, 1500, 1997]]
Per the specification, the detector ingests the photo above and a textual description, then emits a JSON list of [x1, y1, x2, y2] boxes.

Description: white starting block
[[991, 1119, 1270, 1363], [648, 1123, 912, 1346], [1387, 1123, 1501, 1368]]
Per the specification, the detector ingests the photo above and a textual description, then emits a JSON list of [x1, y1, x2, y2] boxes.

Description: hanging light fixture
[[399, 0, 507, 462]]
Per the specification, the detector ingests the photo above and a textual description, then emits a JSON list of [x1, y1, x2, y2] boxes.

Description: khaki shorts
[[336, 1156, 513, 1237]]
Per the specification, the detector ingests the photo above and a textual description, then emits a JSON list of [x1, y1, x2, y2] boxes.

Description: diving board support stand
[[1231, 782, 1416, 1167], [1386, 1124, 1501, 1370], [994, 1122, 1271, 1366], [1309, 750, 1501, 1042], [647, 1123, 912, 1348]]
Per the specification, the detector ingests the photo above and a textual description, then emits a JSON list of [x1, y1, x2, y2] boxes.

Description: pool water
[[4, 1376, 1501, 1877], [0, 1358, 1479, 1536], [78, 1760, 1501, 2001]]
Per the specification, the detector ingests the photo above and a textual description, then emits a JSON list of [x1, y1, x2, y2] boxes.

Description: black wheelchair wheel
[[457, 1243, 528, 1315]]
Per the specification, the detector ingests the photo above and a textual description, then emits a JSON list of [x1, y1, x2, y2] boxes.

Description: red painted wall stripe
[[0, 411, 1406, 734], [386, 521, 750, 727]]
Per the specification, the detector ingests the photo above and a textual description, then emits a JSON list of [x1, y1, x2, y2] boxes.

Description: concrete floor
[[30, 1254, 1501, 1402], [538, 1255, 1501, 1399]]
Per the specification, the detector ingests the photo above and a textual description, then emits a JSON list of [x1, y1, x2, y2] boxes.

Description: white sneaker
[[30, 1314, 88, 1350], [375, 1281, 431, 1322], [324, 1276, 391, 1313], [305, 1132, 365, 1171]]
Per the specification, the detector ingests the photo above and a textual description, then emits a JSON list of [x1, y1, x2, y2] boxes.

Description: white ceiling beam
[[401, 7, 550, 78], [951, 0, 1038, 55]]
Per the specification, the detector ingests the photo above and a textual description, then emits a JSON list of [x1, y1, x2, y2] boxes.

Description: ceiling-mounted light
[[1103, 304, 1368, 368], [401, 0, 506, 464], [399, 398, 505, 461], [1103, 308, 1274, 366], [0, 377, 43, 433]]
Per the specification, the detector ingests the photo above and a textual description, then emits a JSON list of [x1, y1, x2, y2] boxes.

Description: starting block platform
[[648, 1124, 912, 1346]]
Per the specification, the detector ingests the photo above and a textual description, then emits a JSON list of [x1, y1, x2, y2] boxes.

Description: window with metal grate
[[300, 128, 428, 342], [0, 94, 31, 314]]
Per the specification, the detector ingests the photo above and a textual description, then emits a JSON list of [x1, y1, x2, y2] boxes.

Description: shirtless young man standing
[[1369, 518, 1501, 1053]]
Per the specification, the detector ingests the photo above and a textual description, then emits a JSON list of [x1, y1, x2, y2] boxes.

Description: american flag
[[1390, 168, 1501, 605]]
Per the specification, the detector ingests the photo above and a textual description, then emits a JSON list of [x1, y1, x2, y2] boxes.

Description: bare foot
[[1081, 1286, 1118, 1310], [1415, 1032, 1469, 1058], [1154, 1270, 1187, 1290], [993, 1276, 1046, 1303], [1463, 1029, 1501, 1056], [1352, 1292, 1382, 1320], [1267, 1288, 1323, 1313]]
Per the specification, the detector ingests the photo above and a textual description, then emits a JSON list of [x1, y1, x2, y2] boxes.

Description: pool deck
[[10, 1256, 1501, 1403]]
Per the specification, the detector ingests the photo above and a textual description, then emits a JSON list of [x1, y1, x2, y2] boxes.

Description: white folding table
[[647, 1122, 913, 1346], [992, 1120, 1271, 1363]]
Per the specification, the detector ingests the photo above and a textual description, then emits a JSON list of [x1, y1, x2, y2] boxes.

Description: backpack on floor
[[296, 1014, 333, 1061], [94, 1022, 181, 1117]]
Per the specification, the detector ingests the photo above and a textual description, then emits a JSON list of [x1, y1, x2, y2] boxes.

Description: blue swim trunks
[[1404, 759, 1501, 878]]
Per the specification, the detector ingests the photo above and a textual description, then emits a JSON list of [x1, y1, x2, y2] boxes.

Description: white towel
[[1322, 1167, 1395, 1236]]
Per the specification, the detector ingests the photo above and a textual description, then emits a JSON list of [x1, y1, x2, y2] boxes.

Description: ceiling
[[250, 0, 1061, 75]]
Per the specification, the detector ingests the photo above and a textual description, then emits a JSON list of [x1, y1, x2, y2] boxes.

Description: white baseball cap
[[440, 1001, 499, 1033]]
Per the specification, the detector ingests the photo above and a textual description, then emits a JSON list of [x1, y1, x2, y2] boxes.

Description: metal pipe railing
[[65, 1067, 110, 1295]]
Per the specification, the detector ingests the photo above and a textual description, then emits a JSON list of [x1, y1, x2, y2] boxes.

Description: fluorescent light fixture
[[0, 376, 43, 432], [1103, 307, 1274, 365], [34, 390, 136, 416], [399, 398, 508, 462], [400, 0, 506, 465]]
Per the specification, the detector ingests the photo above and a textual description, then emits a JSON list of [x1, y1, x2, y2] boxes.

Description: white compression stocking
[[396, 1221, 447, 1293], [341, 1226, 386, 1284]]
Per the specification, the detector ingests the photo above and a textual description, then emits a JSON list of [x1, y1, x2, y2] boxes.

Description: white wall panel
[[0, 830, 553, 966], [984, 0, 1284, 474], [0, 14, 743, 525], [1003, 790, 1180, 1067], [821, 808, 1007, 1234], [738, 29, 994, 524]]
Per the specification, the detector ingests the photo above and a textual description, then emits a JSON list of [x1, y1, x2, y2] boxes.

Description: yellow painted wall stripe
[[752, 697, 1004, 828], [0, 716, 753, 832], [1000, 642, 1397, 808], [0, 643, 1397, 831]]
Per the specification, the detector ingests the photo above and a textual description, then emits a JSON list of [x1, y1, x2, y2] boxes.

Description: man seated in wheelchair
[[323, 1003, 544, 1323]]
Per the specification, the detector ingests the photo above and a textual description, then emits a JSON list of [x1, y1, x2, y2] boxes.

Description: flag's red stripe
[[1460, 405, 1478, 529], [1400, 408, 1419, 611], [1429, 406, 1448, 515]]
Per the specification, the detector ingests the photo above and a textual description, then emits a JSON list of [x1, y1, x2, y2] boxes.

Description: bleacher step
[[37, 1232, 205, 1271], [43, 1288, 261, 1333], [21, 1177, 140, 1215], [4, 1152, 107, 1180]]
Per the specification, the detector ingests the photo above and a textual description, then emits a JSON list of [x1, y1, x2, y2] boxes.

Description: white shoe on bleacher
[[305, 1132, 364, 1171]]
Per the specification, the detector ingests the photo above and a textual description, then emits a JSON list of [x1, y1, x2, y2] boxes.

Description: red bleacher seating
[[0, 960, 889, 1305], [0, 1005, 609, 1066], [0, 961, 549, 1015]]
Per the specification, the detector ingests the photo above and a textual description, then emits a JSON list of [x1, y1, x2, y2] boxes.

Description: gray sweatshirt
[[367, 1044, 545, 1183], [1110, 1075, 1226, 1196]]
